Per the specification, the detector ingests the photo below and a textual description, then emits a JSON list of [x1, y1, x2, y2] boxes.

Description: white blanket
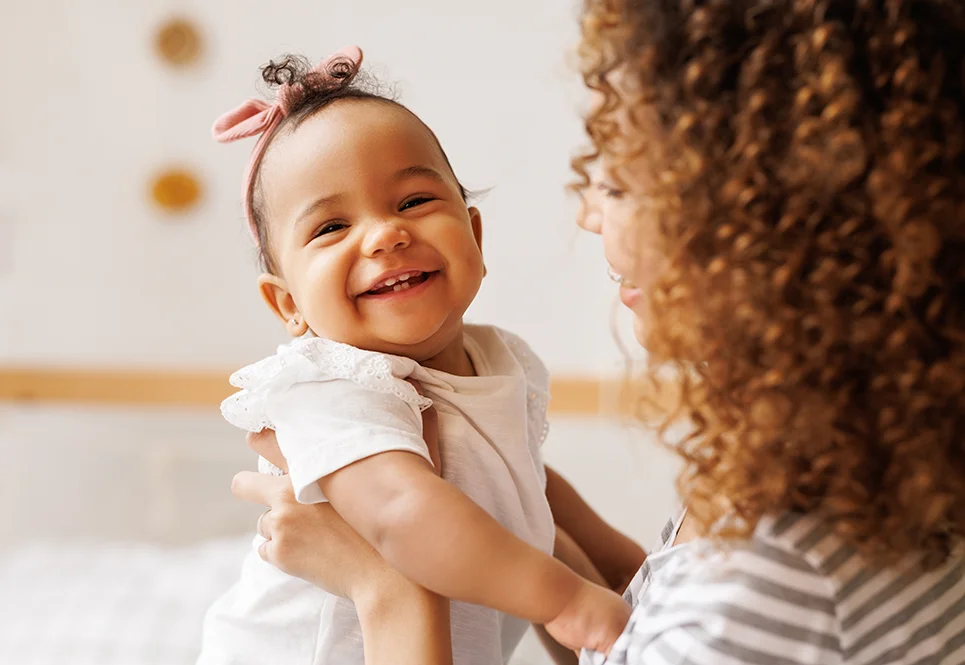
[[0, 538, 248, 665], [0, 537, 551, 665]]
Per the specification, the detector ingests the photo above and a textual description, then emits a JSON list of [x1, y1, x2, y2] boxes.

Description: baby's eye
[[315, 221, 348, 237], [400, 196, 436, 211]]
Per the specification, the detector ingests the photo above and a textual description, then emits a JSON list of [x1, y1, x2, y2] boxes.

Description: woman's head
[[215, 49, 485, 360], [578, 0, 965, 562]]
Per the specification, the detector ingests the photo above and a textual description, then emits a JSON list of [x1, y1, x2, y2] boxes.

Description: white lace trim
[[221, 337, 432, 433], [495, 328, 551, 447]]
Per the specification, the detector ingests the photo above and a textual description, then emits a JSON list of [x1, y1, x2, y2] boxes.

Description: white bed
[[0, 537, 250, 665], [0, 537, 559, 665]]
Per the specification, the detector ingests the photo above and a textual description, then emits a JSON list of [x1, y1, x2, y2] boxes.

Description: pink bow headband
[[212, 46, 364, 244]]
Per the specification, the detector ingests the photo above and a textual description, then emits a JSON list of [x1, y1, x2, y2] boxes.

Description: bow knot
[[211, 46, 364, 243]]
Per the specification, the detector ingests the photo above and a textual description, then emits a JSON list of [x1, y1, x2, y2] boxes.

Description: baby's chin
[[321, 317, 460, 360], [374, 323, 459, 358]]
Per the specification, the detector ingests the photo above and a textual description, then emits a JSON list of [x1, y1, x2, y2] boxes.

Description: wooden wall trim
[[0, 367, 657, 416]]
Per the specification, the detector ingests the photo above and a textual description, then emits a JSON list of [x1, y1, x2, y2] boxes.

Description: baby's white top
[[199, 324, 556, 665]]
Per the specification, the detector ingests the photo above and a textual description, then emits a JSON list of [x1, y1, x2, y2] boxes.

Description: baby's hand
[[543, 579, 631, 655]]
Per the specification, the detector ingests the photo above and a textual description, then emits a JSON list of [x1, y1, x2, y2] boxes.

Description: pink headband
[[212, 46, 364, 244]]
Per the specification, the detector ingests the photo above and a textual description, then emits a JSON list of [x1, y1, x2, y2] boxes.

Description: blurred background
[[0, 2, 679, 663]]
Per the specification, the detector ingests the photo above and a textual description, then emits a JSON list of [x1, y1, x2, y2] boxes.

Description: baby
[[198, 46, 636, 665]]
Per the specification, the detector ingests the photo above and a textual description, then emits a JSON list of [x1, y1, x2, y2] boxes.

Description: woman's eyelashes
[[597, 182, 626, 200]]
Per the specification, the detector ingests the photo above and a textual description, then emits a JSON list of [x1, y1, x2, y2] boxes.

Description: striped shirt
[[584, 511, 965, 665]]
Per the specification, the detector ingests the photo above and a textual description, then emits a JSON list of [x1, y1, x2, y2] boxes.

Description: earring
[[289, 317, 299, 326]]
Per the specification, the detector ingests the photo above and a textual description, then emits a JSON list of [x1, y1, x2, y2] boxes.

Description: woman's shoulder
[[671, 512, 848, 605], [586, 513, 841, 665], [596, 512, 965, 665], [651, 513, 840, 610]]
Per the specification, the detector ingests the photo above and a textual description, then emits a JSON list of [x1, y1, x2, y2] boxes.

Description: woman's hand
[[233, 405, 452, 665], [232, 399, 440, 599], [232, 460, 386, 600]]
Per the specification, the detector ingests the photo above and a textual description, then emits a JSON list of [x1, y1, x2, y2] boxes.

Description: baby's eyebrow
[[295, 192, 347, 227], [393, 165, 446, 184]]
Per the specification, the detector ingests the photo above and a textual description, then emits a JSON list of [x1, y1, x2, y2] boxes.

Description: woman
[[232, 1, 965, 663]]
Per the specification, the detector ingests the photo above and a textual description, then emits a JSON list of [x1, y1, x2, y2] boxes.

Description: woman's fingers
[[247, 429, 289, 472], [231, 470, 292, 506], [256, 510, 272, 540]]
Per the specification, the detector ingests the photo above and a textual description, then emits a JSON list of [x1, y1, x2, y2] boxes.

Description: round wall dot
[[155, 18, 203, 67], [150, 169, 203, 214]]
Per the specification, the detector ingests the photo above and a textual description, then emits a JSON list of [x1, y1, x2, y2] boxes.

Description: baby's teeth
[[393, 284, 403, 292], [384, 278, 397, 287]]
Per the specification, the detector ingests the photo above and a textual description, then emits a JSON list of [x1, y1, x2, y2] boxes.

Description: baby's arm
[[322, 453, 630, 653], [321, 450, 586, 624], [545, 466, 647, 593], [267, 380, 629, 653]]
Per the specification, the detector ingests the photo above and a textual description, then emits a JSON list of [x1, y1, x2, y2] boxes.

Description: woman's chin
[[631, 311, 650, 349]]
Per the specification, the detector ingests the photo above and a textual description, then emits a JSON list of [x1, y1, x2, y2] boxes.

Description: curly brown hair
[[576, 0, 965, 565]]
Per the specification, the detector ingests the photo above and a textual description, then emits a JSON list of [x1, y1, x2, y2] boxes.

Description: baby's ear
[[469, 207, 485, 277], [469, 206, 483, 252], [258, 273, 308, 336]]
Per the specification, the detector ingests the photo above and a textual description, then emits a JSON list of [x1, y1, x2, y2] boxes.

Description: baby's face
[[257, 100, 484, 360]]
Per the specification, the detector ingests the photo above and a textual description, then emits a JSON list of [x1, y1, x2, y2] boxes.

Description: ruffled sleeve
[[221, 338, 435, 504], [221, 337, 432, 433]]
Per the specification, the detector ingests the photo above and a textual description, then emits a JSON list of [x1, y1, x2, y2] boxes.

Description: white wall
[[1, 0, 626, 374]]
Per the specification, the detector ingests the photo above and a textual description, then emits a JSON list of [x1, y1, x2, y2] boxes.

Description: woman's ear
[[258, 273, 308, 336], [469, 206, 486, 277]]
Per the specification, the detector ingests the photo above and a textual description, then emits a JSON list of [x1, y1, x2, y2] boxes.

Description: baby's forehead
[[260, 98, 457, 196], [286, 99, 444, 159], [259, 98, 458, 208]]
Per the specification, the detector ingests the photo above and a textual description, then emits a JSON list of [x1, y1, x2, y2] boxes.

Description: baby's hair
[[250, 54, 469, 274]]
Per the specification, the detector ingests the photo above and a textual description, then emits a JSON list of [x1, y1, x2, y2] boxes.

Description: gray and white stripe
[[587, 512, 965, 665]]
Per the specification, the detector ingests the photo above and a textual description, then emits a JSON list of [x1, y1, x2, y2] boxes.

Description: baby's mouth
[[364, 270, 433, 296]]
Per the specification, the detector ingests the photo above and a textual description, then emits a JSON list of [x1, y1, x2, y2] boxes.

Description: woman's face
[[579, 68, 668, 346], [580, 174, 663, 346]]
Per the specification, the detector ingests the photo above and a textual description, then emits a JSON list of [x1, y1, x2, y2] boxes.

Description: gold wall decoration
[[155, 18, 203, 67], [150, 168, 203, 214]]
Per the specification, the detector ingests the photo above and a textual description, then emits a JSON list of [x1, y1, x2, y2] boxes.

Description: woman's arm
[[354, 554, 452, 665], [239, 430, 452, 665]]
